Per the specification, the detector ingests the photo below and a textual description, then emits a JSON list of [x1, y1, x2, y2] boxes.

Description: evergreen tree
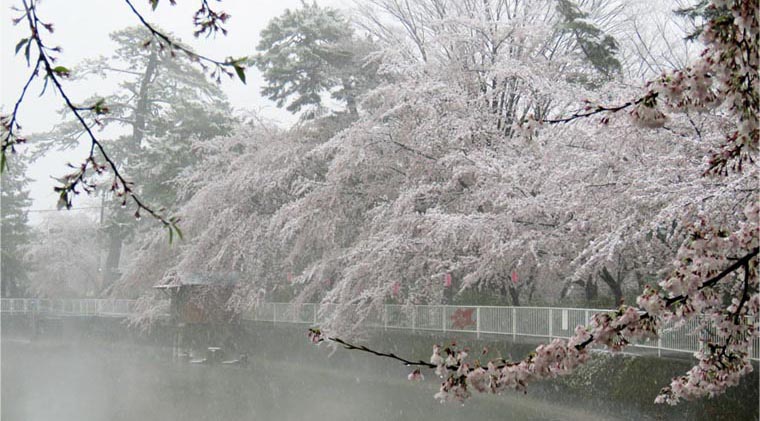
[[556, 0, 622, 81], [0, 156, 32, 297], [36, 26, 235, 287], [254, 1, 379, 116]]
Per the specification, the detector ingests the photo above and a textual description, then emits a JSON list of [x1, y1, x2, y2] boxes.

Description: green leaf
[[0, 152, 6, 174], [39, 75, 50, 97], [52, 66, 70, 75], [14, 38, 28, 55], [173, 225, 184, 241], [93, 98, 108, 114], [24, 41, 31, 66], [150, 0, 159, 10], [234, 65, 246, 84], [168, 225, 174, 245]]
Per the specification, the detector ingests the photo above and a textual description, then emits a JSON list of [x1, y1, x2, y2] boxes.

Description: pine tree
[[556, 0, 622, 81], [1, 156, 32, 297], [35, 26, 235, 287], [254, 1, 379, 116]]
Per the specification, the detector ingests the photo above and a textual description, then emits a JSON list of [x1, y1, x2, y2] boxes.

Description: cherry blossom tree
[[24, 213, 102, 298], [311, 0, 758, 406]]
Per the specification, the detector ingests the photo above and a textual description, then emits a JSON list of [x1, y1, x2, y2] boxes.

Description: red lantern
[[444, 273, 452, 288]]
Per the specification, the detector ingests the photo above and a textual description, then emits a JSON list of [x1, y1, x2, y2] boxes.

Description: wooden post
[[476, 307, 481, 339]]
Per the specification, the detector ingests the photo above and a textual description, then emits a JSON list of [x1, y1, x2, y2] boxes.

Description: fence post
[[412, 307, 416, 332], [749, 326, 755, 360], [512, 307, 517, 341], [273, 303, 278, 324], [548, 308, 553, 340], [476, 307, 481, 339], [442, 306, 447, 333], [313, 304, 318, 325], [383, 305, 388, 331], [657, 337, 662, 357]]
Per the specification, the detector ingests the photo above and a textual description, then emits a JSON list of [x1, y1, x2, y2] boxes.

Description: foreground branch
[[2, 0, 245, 238], [308, 245, 759, 404]]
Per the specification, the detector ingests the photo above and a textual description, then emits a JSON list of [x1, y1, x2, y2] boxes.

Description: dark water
[[1, 338, 621, 421]]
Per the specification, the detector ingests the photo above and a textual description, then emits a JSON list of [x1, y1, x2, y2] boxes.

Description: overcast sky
[[1, 0, 343, 222]]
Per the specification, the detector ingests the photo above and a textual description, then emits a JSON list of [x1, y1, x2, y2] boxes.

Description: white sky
[[1, 0, 344, 222]]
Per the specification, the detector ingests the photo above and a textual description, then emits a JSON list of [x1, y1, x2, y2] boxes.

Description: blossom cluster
[[651, 202, 759, 404], [307, 327, 324, 344], [427, 332, 593, 403], [635, 0, 758, 174]]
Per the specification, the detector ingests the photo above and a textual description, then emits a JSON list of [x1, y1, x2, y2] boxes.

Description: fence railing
[[2, 298, 758, 361], [1, 298, 137, 316]]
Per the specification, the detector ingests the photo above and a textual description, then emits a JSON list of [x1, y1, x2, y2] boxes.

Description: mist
[[2, 0, 759, 419]]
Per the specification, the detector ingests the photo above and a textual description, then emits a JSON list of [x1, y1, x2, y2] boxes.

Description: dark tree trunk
[[599, 266, 624, 306], [103, 51, 158, 286], [132, 50, 158, 148], [584, 275, 598, 304], [344, 89, 358, 117], [508, 285, 521, 306], [103, 225, 124, 287]]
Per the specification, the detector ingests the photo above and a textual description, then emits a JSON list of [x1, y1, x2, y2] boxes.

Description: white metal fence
[[1, 298, 136, 316], [2, 298, 758, 361]]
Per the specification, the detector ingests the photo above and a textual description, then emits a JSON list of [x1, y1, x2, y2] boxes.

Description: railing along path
[[2, 298, 758, 361]]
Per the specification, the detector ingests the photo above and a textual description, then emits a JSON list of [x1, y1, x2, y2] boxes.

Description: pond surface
[[2, 337, 624, 421]]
